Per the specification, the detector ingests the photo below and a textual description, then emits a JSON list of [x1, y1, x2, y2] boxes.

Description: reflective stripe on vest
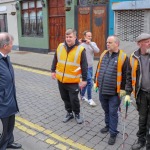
[[95, 50, 126, 93], [130, 53, 138, 98], [117, 50, 127, 93], [56, 43, 84, 83]]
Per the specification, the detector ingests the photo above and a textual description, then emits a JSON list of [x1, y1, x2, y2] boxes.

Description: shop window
[[22, 0, 43, 37], [0, 14, 8, 32]]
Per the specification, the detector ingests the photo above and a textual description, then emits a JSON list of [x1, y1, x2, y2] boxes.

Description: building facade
[[8, 0, 149, 55], [112, 0, 150, 52], [15, 0, 109, 57], [0, 0, 19, 50]]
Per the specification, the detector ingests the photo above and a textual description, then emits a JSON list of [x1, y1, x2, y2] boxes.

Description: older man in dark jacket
[[95, 35, 128, 145], [125, 33, 150, 150], [0, 33, 22, 150]]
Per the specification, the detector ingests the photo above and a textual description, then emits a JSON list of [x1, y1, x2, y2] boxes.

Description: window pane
[[0, 14, 8, 32], [37, 0, 42, 8], [30, 11, 36, 35], [29, 1, 35, 8], [22, 2, 28, 10], [22, 12, 30, 35], [37, 10, 43, 35]]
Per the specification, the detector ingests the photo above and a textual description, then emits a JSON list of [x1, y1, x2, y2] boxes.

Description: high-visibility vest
[[56, 43, 84, 83], [95, 50, 127, 93], [129, 53, 138, 98]]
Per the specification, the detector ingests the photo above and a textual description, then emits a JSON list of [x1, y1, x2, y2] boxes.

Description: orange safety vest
[[129, 53, 138, 98], [56, 43, 84, 83], [95, 50, 127, 93]]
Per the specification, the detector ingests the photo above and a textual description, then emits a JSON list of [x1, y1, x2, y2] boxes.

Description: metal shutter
[[115, 10, 150, 42]]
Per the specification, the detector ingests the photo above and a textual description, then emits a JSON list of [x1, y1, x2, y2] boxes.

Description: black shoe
[[75, 114, 83, 124], [108, 135, 116, 145], [63, 112, 74, 123], [100, 126, 109, 134], [132, 141, 145, 150], [7, 143, 22, 149]]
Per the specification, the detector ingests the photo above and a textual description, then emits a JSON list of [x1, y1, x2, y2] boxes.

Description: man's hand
[[119, 90, 126, 98], [124, 95, 131, 107], [51, 72, 56, 80], [79, 81, 87, 89]]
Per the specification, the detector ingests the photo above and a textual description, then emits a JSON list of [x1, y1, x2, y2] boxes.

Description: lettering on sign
[[79, 7, 90, 15], [93, 9, 105, 15]]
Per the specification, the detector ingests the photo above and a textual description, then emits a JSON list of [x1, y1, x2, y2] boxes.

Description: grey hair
[[66, 29, 77, 36], [109, 35, 120, 46], [0, 32, 13, 48]]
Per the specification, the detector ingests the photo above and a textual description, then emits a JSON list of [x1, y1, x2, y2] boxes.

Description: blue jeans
[[81, 67, 93, 100], [99, 94, 120, 136]]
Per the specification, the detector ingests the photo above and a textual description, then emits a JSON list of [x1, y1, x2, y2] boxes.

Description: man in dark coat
[[0, 32, 22, 150]]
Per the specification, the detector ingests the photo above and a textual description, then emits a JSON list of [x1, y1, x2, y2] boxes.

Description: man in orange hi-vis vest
[[51, 29, 87, 124], [125, 33, 150, 150], [94, 35, 128, 145]]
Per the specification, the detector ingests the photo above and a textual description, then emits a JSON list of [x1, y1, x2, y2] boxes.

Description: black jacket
[[125, 49, 150, 98], [98, 51, 128, 95], [51, 39, 88, 81]]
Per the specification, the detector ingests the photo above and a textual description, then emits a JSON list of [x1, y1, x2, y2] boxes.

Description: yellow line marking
[[55, 143, 67, 150], [16, 116, 94, 150], [45, 139, 57, 145], [13, 65, 50, 76], [16, 116, 45, 132], [15, 121, 37, 136]]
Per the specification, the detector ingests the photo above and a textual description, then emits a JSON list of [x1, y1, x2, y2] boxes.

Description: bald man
[[0, 33, 22, 149], [95, 35, 128, 145]]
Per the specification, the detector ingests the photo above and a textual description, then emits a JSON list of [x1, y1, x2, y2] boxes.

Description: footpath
[[8, 49, 145, 150]]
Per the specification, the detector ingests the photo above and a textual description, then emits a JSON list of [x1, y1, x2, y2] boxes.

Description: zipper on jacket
[[100, 54, 111, 92], [133, 53, 142, 98], [62, 53, 68, 82]]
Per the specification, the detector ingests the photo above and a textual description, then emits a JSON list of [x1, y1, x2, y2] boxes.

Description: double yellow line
[[15, 116, 93, 150], [13, 65, 50, 76], [14, 65, 94, 150]]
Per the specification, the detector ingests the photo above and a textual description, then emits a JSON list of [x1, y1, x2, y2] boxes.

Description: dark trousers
[[58, 81, 80, 114], [99, 94, 120, 136], [0, 115, 15, 150], [136, 90, 150, 149]]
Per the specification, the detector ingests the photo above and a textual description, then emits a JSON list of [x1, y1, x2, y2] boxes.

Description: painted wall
[[17, 0, 49, 52], [0, 0, 19, 50], [66, 0, 77, 29], [109, 0, 135, 35]]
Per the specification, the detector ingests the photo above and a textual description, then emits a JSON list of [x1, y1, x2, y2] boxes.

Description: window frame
[[21, 0, 43, 37], [0, 14, 8, 32]]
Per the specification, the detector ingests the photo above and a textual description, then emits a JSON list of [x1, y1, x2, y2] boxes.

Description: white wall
[[0, 0, 19, 49]]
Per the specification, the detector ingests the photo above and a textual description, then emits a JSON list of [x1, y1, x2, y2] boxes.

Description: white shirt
[[0, 52, 7, 57]]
